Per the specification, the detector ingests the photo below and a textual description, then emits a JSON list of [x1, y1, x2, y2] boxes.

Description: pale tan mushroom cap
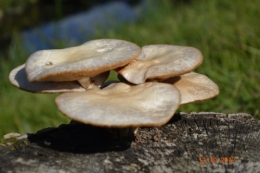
[[25, 39, 141, 82], [9, 64, 86, 93], [55, 82, 181, 127], [163, 72, 219, 104], [118, 45, 203, 84]]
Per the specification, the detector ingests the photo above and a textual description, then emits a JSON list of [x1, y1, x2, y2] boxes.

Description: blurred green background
[[0, 0, 259, 137]]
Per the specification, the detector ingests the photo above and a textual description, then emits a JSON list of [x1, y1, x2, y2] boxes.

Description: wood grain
[[1, 112, 259, 173]]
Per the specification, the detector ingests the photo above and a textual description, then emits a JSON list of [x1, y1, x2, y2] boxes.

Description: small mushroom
[[118, 45, 203, 84], [25, 39, 142, 82], [55, 82, 180, 127], [163, 72, 219, 104], [9, 64, 85, 93]]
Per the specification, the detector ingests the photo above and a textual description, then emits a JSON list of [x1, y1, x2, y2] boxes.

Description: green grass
[[0, 0, 260, 137]]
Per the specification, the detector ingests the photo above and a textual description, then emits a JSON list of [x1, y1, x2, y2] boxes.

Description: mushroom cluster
[[9, 39, 219, 128]]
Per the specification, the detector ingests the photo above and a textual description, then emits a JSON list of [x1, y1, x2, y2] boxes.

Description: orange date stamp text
[[199, 156, 236, 163]]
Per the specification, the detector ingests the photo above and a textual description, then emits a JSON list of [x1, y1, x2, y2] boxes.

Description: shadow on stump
[[27, 114, 182, 154], [1, 112, 260, 173]]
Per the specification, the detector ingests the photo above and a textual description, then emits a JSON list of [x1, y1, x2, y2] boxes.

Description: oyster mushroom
[[118, 45, 203, 84], [55, 82, 181, 127], [25, 39, 142, 82], [9, 64, 110, 93], [9, 64, 85, 93], [162, 72, 219, 104], [8, 38, 220, 135]]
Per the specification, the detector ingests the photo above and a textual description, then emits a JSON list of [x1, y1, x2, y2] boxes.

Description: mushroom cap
[[25, 39, 141, 82], [118, 45, 203, 84], [9, 64, 85, 93], [163, 72, 219, 104], [55, 82, 181, 127]]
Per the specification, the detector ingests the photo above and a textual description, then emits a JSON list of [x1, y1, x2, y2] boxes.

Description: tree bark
[[1, 112, 260, 173]]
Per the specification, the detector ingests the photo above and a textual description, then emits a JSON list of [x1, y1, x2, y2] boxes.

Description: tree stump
[[1, 112, 260, 173]]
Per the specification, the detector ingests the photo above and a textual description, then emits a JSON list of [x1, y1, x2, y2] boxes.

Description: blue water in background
[[21, 1, 145, 53]]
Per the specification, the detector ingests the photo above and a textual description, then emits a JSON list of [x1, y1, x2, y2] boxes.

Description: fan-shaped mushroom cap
[[163, 72, 219, 104], [55, 82, 180, 127], [25, 39, 141, 82], [9, 64, 85, 93], [118, 45, 203, 84]]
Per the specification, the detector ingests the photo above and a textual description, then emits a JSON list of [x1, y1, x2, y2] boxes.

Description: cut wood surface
[[1, 112, 260, 173]]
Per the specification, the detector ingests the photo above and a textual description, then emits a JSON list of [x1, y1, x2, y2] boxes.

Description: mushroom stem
[[107, 127, 138, 139], [78, 78, 92, 89], [86, 83, 100, 90], [91, 71, 110, 88], [78, 71, 110, 89]]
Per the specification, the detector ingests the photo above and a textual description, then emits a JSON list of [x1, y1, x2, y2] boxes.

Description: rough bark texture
[[1, 112, 260, 173]]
